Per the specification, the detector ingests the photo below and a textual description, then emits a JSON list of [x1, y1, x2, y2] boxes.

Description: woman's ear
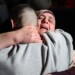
[[11, 19, 16, 29]]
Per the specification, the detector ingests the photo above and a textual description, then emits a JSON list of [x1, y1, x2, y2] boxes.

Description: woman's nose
[[42, 18, 48, 24]]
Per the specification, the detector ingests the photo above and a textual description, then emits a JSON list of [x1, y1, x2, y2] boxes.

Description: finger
[[31, 35, 42, 41]]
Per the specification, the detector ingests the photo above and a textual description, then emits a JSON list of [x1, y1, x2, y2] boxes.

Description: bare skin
[[37, 11, 55, 34], [0, 25, 42, 49]]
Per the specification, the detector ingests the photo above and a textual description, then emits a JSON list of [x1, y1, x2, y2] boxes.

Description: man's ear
[[11, 19, 16, 29]]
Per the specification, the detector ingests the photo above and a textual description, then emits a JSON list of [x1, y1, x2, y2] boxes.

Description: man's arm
[[0, 25, 42, 49], [0, 30, 18, 49]]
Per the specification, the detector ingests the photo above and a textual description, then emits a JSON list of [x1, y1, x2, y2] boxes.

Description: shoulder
[[55, 29, 73, 42]]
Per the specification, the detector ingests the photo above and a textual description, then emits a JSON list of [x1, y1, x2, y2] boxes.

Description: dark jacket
[[51, 67, 75, 75]]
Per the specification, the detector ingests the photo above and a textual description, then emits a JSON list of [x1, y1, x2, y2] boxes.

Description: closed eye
[[48, 19, 53, 23], [48, 17, 54, 23], [38, 15, 44, 19]]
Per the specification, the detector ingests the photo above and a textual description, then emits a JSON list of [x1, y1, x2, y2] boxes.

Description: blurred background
[[0, 0, 75, 48]]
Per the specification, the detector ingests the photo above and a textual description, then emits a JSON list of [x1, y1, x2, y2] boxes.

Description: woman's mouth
[[41, 25, 48, 30]]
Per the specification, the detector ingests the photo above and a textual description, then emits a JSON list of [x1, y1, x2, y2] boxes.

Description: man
[[0, 4, 43, 75], [0, 4, 42, 49]]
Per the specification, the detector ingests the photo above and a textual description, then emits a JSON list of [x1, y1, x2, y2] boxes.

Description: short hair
[[11, 4, 38, 28]]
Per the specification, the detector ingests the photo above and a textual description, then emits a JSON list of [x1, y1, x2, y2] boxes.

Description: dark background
[[51, 8, 75, 49]]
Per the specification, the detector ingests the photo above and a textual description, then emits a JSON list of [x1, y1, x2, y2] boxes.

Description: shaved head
[[19, 7, 38, 27], [11, 4, 38, 29]]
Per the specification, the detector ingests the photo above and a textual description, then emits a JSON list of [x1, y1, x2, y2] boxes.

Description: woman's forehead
[[39, 12, 55, 20], [38, 10, 54, 15]]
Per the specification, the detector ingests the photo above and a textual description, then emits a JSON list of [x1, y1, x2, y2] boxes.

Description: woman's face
[[37, 12, 55, 34]]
